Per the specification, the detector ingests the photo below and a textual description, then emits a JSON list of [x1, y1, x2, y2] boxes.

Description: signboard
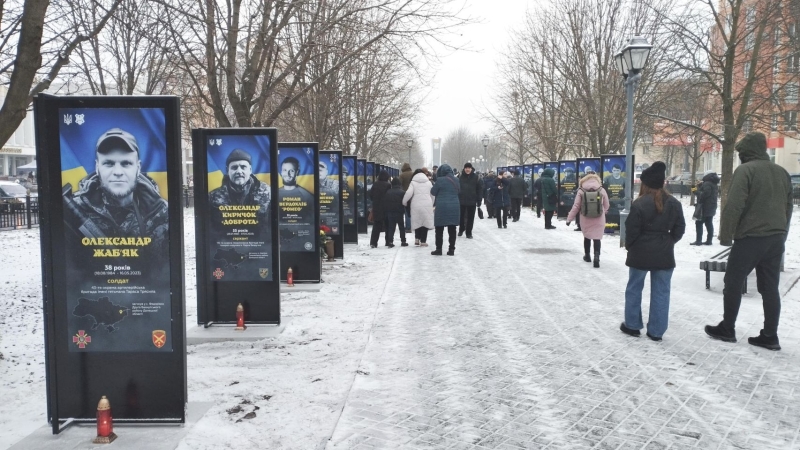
[[319, 150, 344, 258], [497, 166, 508, 175], [366, 161, 375, 223], [341, 155, 358, 243], [278, 143, 321, 281], [600, 154, 632, 232], [356, 158, 367, 233], [192, 128, 280, 325], [558, 161, 578, 218], [532, 163, 544, 211], [523, 165, 533, 206], [34, 94, 186, 431], [577, 158, 601, 178]]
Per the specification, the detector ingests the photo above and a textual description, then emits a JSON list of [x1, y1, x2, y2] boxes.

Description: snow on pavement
[[1, 200, 799, 449]]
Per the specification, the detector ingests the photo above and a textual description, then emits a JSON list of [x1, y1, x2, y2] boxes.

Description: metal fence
[[0, 197, 39, 230]]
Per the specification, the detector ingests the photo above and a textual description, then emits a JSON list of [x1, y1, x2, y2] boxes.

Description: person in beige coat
[[402, 170, 435, 246]]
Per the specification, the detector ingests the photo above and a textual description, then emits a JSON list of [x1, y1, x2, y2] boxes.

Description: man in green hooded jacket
[[705, 132, 793, 351]]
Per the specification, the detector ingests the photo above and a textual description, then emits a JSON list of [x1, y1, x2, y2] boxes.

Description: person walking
[[704, 132, 793, 351], [508, 170, 526, 222], [399, 162, 414, 232], [458, 162, 483, 239], [566, 170, 609, 267], [532, 174, 543, 218], [620, 162, 686, 341], [488, 174, 510, 228], [689, 170, 720, 245], [541, 168, 558, 229], [383, 178, 408, 247], [483, 171, 496, 219], [430, 164, 461, 255], [368, 170, 392, 248], [402, 169, 434, 247]]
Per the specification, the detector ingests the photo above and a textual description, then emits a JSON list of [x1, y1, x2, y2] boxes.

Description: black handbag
[[477, 207, 484, 219]]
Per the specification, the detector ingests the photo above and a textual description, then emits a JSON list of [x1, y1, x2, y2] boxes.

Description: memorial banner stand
[[356, 158, 367, 234], [319, 150, 344, 259], [192, 128, 281, 328], [342, 155, 359, 243], [34, 94, 187, 433]]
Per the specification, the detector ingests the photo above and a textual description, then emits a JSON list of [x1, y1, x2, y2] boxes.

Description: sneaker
[[748, 331, 781, 350], [401, 242, 409, 247], [620, 323, 640, 337], [689, 241, 702, 246], [420, 242, 428, 247], [415, 239, 420, 246], [646, 332, 662, 341], [704, 321, 737, 343]]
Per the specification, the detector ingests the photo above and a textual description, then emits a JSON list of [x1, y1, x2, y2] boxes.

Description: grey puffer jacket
[[430, 164, 461, 226]]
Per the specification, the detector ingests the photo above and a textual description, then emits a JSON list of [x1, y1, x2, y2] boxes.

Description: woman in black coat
[[621, 162, 686, 341], [369, 170, 392, 248], [690, 171, 719, 245]]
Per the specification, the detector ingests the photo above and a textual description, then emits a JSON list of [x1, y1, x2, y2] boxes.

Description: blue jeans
[[624, 267, 674, 338]]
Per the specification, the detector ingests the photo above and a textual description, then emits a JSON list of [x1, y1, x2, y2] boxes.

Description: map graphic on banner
[[59, 107, 172, 352], [206, 134, 274, 281]]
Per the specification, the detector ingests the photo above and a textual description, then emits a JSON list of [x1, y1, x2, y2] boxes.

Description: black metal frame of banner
[[342, 155, 359, 243], [34, 94, 187, 434], [277, 142, 321, 282], [320, 150, 344, 258], [192, 127, 281, 326], [356, 158, 367, 234], [600, 154, 634, 234]]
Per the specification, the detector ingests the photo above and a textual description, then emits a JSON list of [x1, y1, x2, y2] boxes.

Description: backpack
[[581, 188, 602, 218]]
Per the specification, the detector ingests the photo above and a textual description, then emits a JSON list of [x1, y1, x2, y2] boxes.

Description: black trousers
[[369, 220, 385, 246], [385, 212, 406, 244], [414, 227, 429, 243], [494, 207, 507, 227], [510, 198, 522, 220], [544, 210, 554, 228], [435, 225, 457, 250], [722, 234, 785, 336], [695, 217, 714, 243], [583, 238, 601, 255], [459, 205, 476, 235], [535, 198, 542, 217]]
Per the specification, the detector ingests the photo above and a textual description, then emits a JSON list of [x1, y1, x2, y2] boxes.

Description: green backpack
[[581, 188, 602, 218]]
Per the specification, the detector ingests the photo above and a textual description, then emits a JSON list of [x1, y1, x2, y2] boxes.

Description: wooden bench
[[699, 247, 747, 292]]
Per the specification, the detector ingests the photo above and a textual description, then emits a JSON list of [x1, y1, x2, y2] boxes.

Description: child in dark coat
[[382, 178, 408, 247]]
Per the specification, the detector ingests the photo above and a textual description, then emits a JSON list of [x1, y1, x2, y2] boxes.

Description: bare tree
[[0, 0, 122, 147], [440, 127, 485, 168]]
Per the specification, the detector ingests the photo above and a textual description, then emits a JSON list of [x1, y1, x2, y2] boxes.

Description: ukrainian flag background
[[207, 134, 272, 192], [277, 146, 315, 194], [59, 108, 168, 199], [320, 152, 340, 182]]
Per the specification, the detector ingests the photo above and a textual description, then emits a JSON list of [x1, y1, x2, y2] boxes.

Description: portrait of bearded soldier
[[63, 127, 169, 258], [209, 148, 271, 224]]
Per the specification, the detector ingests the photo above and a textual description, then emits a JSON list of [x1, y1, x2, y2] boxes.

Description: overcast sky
[[417, 0, 531, 165]]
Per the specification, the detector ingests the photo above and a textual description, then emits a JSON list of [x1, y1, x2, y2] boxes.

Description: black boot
[[583, 253, 591, 263], [593, 252, 600, 268], [431, 248, 443, 256], [447, 247, 455, 256], [689, 241, 703, 246], [704, 238, 713, 245]]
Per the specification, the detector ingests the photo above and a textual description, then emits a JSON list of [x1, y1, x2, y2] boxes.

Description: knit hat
[[640, 161, 666, 189], [463, 162, 473, 169], [226, 148, 252, 168]]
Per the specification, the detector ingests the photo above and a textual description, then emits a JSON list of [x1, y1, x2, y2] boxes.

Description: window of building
[[790, 23, 797, 39], [745, 33, 755, 51], [789, 54, 800, 73], [772, 113, 779, 131], [784, 110, 797, 131], [746, 7, 756, 26], [743, 119, 752, 133], [744, 61, 751, 78], [776, 27, 783, 46], [767, 148, 776, 163], [786, 83, 799, 103], [775, 56, 781, 75]]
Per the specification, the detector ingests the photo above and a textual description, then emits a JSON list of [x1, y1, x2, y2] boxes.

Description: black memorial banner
[[34, 94, 186, 432], [278, 143, 321, 282], [192, 128, 280, 325], [558, 161, 578, 218], [342, 155, 358, 242], [319, 150, 344, 258], [600, 154, 632, 233], [577, 158, 601, 178], [366, 161, 375, 224], [356, 158, 367, 233]]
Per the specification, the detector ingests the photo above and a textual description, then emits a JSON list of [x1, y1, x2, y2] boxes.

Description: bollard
[[26, 193, 32, 229]]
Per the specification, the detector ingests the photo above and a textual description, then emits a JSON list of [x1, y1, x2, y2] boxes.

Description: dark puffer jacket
[[369, 171, 392, 220], [508, 175, 526, 199], [430, 164, 461, 226], [488, 177, 510, 208], [625, 193, 686, 270], [458, 170, 484, 206], [398, 163, 413, 191], [695, 172, 719, 218], [382, 180, 406, 214], [540, 168, 558, 211]]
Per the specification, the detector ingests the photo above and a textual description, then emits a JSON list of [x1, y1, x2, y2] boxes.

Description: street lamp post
[[406, 138, 413, 165], [481, 135, 489, 172], [614, 35, 652, 246]]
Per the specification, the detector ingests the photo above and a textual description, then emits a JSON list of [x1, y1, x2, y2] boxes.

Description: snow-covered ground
[[0, 198, 798, 449]]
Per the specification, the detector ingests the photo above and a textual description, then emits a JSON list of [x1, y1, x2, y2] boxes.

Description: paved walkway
[[327, 208, 800, 449]]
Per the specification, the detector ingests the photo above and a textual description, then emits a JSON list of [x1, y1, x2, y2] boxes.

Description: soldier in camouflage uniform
[[318, 161, 339, 194], [63, 128, 169, 261], [209, 148, 270, 225]]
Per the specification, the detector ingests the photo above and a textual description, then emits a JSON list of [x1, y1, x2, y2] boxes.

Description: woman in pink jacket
[[566, 171, 610, 267]]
